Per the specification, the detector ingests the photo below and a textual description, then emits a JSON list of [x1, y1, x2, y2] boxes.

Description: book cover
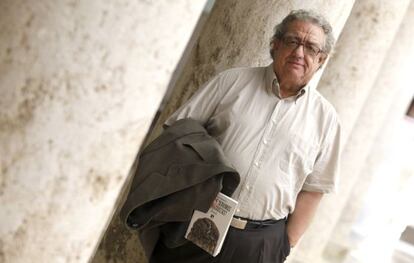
[[185, 192, 238, 257]]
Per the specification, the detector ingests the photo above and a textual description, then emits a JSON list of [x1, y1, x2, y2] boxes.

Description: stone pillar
[[316, 0, 413, 144], [0, 1, 205, 262], [340, 106, 414, 263], [324, 99, 414, 263], [288, 1, 412, 262], [322, 2, 414, 260]]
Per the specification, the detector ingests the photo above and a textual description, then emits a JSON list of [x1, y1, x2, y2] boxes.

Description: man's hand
[[286, 190, 323, 247]]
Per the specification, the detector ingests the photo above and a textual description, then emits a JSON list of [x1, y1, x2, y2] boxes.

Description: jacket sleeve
[[164, 72, 225, 127]]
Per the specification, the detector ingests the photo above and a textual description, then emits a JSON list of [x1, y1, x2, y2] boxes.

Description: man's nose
[[292, 44, 305, 57]]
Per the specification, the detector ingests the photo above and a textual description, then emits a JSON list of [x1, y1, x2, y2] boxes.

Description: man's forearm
[[286, 190, 323, 247]]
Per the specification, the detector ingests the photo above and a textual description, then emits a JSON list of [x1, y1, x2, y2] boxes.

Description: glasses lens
[[305, 44, 320, 56]]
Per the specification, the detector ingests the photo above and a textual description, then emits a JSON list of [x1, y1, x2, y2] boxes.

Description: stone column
[[339, 105, 414, 263], [0, 1, 205, 262], [317, 0, 412, 144], [288, 1, 412, 262], [322, 1, 414, 260], [324, 98, 414, 263]]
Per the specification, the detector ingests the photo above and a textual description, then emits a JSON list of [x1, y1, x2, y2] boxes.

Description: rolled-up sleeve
[[164, 73, 225, 127], [302, 116, 341, 193]]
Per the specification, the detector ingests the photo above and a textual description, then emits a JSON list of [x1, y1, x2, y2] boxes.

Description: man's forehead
[[284, 20, 325, 42], [284, 33, 322, 45]]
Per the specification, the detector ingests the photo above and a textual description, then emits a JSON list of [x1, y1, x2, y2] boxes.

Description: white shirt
[[165, 64, 341, 220]]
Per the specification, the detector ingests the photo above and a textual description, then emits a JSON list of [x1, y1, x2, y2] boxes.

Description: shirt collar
[[265, 63, 309, 102]]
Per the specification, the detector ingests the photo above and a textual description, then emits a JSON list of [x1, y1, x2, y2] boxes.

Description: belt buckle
[[231, 217, 247, 230]]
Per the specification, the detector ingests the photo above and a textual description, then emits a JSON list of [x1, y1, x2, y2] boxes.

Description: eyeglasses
[[281, 36, 324, 57]]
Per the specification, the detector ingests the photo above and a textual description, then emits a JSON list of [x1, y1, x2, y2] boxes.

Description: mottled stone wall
[[0, 0, 205, 262]]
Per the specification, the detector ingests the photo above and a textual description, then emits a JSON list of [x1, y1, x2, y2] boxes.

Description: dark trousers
[[150, 220, 291, 263]]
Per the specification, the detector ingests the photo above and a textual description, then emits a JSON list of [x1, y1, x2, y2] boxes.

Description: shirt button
[[263, 139, 268, 145], [254, 161, 259, 167], [236, 208, 240, 213], [246, 185, 250, 190]]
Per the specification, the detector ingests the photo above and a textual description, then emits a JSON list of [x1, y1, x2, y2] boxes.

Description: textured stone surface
[[316, 0, 411, 144], [289, 1, 412, 262], [0, 0, 205, 262], [322, 1, 414, 260]]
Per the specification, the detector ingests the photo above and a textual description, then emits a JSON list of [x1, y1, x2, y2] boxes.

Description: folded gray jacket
[[119, 118, 240, 259]]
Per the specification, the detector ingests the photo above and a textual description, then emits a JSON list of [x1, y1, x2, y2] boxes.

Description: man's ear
[[272, 39, 281, 51], [270, 39, 281, 59], [317, 53, 328, 69]]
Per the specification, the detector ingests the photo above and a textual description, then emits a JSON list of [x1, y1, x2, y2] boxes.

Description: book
[[185, 192, 238, 257]]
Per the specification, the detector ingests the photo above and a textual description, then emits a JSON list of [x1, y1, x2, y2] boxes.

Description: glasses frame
[[281, 35, 325, 58]]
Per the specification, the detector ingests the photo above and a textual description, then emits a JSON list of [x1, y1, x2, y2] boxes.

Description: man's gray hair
[[271, 9, 335, 55]]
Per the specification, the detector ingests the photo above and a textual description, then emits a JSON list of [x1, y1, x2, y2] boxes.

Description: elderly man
[[154, 9, 341, 263]]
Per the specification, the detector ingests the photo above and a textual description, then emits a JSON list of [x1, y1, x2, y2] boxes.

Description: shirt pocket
[[278, 134, 318, 190]]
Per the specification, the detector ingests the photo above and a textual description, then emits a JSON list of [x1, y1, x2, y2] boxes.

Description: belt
[[230, 216, 284, 230]]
